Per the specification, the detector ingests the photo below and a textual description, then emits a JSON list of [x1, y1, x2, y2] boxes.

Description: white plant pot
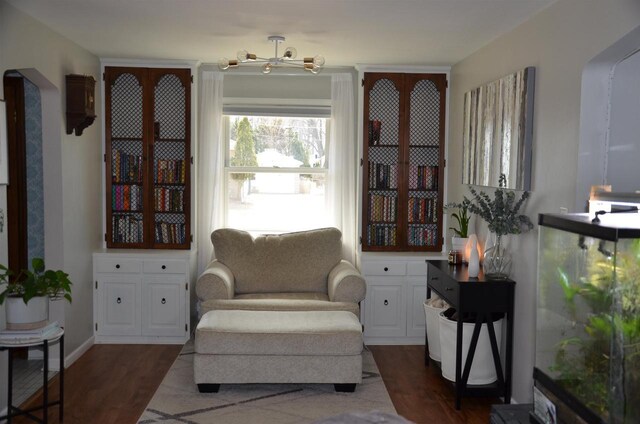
[[424, 300, 447, 361], [5, 296, 49, 330], [439, 309, 503, 385]]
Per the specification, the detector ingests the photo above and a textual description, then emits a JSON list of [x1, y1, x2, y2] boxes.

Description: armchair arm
[[195, 260, 235, 301], [328, 260, 366, 303]]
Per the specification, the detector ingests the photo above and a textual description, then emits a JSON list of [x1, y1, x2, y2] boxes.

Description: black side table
[[0, 328, 64, 423], [425, 260, 515, 410]]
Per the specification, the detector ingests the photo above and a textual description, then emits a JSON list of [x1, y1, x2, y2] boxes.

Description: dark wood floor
[[13, 344, 496, 423]]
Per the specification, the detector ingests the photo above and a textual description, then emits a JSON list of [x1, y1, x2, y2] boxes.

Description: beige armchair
[[196, 227, 366, 318]]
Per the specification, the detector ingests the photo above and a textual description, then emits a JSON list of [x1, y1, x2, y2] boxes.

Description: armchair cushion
[[212, 227, 342, 295]]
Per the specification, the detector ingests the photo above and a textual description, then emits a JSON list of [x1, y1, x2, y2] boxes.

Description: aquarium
[[535, 213, 640, 424]]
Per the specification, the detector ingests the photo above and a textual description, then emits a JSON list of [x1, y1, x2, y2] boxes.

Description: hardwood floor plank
[[12, 344, 495, 423]]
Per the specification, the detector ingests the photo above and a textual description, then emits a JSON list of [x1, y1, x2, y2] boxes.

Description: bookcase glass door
[[407, 77, 442, 248], [151, 71, 189, 247], [108, 70, 145, 246], [362, 72, 446, 252], [365, 76, 402, 248]]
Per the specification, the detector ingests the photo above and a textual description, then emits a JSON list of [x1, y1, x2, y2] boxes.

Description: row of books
[[155, 221, 186, 244], [112, 215, 144, 244], [367, 224, 397, 246], [112, 150, 143, 183], [408, 197, 438, 224], [155, 187, 184, 212], [368, 119, 382, 145], [0, 321, 61, 344], [408, 227, 438, 247], [368, 162, 398, 189], [156, 159, 186, 184], [112, 184, 143, 211], [369, 194, 397, 222], [409, 165, 439, 190]]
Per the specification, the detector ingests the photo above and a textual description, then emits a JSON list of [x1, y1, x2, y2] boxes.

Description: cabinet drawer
[[407, 261, 427, 276], [362, 262, 406, 276], [143, 259, 185, 274], [96, 258, 141, 274], [428, 267, 458, 304]]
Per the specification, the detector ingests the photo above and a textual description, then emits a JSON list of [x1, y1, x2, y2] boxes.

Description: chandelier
[[218, 35, 325, 74]]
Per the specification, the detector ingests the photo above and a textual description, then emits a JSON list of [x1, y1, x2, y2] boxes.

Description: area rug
[[137, 341, 397, 424]]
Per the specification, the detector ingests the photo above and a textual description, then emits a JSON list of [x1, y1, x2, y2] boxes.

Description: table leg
[[455, 315, 463, 410], [60, 334, 64, 421], [425, 287, 431, 367], [8, 347, 13, 423], [43, 339, 48, 424], [505, 288, 515, 404]]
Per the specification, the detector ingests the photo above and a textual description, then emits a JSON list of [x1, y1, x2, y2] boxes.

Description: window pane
[[227, 172, 327, 233], [228, 116, 327, 169]]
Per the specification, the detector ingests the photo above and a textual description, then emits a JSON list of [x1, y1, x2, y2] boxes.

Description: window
[[224, 115, 329, 234]]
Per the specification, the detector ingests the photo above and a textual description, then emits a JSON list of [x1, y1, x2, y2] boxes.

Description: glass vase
[[483, 234, 512, 279]]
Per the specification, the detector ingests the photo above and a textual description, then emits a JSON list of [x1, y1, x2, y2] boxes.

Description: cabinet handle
[[430, 276, 439, 280], [161, 298, 166, 304], [384, 267, 389, 272], [162, 265, 166, 270], [117, 297, 122, 304], [384, 299, 389, 305], [115, 264, 120, 269], [445, 287, 453, 291]]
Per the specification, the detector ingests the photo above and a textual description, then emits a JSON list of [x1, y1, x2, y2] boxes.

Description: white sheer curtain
[[327, 73, 358, 264], [197, 71, 225, 274]]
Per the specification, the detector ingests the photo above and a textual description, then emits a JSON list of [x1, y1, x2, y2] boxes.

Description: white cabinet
[[93, 249, 196, 344], [362, 256, 439, 344]]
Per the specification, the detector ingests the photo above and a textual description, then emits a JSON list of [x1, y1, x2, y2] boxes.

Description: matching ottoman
[[194, 310, 363, 393]]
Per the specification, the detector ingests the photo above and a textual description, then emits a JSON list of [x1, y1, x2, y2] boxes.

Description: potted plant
[[447, 204, 471, 259], [449, 174, 533, 279], [0, 258, 72, 330]]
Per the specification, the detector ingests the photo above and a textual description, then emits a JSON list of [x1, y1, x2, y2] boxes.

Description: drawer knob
[[384, 299, 389, 305], [384, 267, 389, 272], [445, 287, 453, 291], [116, 264, 120, 269], [116, 297, 122, 304], [161, 298, 166, 304], [430, 276, 438, 280], [162, 265, 167, 270]]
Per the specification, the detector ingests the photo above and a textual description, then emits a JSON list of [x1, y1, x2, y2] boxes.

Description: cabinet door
[[105, 67, 147, 248], [149, 69, 191, 249], [362, 73, 404, 251], [96, 276, 141, 336], [142, 275, 186, 336], [406, 278, 428, 337], [405, 74, 446, 251], [364, 279, 406, 337]]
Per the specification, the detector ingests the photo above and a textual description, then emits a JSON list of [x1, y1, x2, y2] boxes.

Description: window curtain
[[197, 71, 225, 274], [327, 73, 358, 264]]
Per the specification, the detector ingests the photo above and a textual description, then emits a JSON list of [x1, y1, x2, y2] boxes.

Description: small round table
[[0, 327, 64, 423]]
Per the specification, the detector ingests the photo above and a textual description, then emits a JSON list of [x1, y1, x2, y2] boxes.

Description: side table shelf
[[425, 260, 515, 410], [0, 328, 64, 423]]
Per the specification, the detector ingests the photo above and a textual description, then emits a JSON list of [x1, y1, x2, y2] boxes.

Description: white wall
[[447, 0, 640, 403], [0, 0, 102, 409]]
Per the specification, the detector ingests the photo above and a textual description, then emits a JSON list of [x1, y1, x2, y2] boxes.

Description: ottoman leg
[[334, 384, 356, 393], [198, 384, 220, 393]]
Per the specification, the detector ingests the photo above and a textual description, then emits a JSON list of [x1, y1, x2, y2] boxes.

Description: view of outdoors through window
[[226, 115, 328, 234]]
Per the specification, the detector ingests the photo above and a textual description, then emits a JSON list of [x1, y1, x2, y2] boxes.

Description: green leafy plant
[[0, 258, 72, 305], [449, 174, 533, 236], [447, 204, 471, 238]]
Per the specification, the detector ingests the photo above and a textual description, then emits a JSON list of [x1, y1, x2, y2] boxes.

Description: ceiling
[[8, 0, 556, 67]]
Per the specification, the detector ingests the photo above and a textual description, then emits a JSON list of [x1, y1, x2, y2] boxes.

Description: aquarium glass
[[536, 224, 640, 423]]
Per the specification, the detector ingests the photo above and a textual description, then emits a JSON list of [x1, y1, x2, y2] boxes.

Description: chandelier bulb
[[283, 47, 297, 60], [313, 55, 325, 67], [218, 57, 230, 70], [262, 63, 272, 74], [237, 50, 257, 62]]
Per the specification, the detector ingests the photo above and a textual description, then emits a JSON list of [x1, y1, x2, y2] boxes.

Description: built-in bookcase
[[362, 72, 446, 252], [105, 67, 191, 249]]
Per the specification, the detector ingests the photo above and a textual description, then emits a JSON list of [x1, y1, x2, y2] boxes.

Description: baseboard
[[65, 335, 95, 368]]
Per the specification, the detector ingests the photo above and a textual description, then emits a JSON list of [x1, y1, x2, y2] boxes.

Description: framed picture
[[0, 100, 7, 185]]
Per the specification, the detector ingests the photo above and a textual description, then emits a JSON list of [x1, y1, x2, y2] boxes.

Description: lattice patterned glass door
[[109, 71, 145, 246], [152, 72, 188, 247], [365, 78, 401, 248], [407, 78, 441, 249]]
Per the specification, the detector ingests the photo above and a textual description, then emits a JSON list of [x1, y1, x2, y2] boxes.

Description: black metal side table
[[0, 328, 64, 423]]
